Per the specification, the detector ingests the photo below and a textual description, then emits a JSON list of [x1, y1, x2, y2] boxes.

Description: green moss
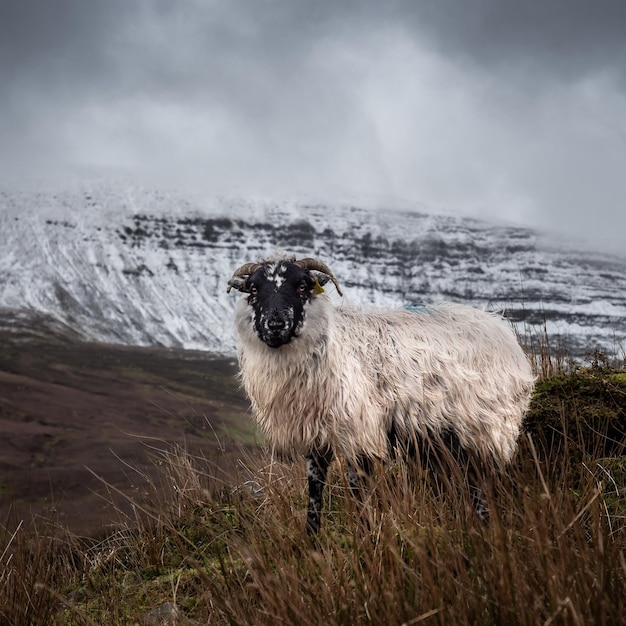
[[525, 366, 626, 460]]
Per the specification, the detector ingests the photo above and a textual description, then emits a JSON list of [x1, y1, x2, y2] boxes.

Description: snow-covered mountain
[[1, 181, 625, 358]]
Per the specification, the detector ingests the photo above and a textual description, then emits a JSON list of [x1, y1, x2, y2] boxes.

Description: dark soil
[[0, 324, 254, 537]]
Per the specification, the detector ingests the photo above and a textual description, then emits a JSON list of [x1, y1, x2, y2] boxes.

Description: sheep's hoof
[[471, 487, 490, 524]]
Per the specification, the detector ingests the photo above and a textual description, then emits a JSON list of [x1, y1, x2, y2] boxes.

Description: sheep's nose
[[267, 317, 284, 331]]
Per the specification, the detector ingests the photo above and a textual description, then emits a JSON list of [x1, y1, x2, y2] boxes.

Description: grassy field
[[0, 326, 254, 535], [1, 334, 625, 625]]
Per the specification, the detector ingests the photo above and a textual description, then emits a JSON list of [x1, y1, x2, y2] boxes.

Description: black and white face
[[245, 261, 316, 348]]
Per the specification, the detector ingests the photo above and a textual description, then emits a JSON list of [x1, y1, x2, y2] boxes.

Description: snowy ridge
[[1, 181, 625, 357]]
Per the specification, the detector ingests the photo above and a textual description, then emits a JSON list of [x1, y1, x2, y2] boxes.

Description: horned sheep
[[227, 254, 534, 534]]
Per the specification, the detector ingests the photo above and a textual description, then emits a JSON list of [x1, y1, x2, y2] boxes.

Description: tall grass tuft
[[1, 355, 624, 624], [0, 514, 85, 626]]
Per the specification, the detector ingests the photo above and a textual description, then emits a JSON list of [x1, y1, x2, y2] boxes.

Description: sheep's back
[[333, 303, 534, 465]]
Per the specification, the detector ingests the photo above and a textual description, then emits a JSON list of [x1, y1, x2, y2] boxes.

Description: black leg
[[305, 450, 333, 535], [422, 429, 491, 524], [346, 456, 373, 501], [469, 483, 490, 524], [466, 461, 491, 524], [347, 456, 374, 531]]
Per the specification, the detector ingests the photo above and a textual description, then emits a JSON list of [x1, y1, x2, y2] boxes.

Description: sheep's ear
[[296, 258, 343, 296], [227, 277, 249, 293], [311, 278, 325, 295], [227, 262, 262, 294], [310, 271, 331, 288]]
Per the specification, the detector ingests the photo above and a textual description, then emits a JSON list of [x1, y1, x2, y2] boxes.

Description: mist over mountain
[[1, 181, 625, 358]]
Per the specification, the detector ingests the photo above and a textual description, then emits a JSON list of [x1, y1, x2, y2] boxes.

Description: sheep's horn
[[227, 262, 262, 293], [295, 257, 343, 297]]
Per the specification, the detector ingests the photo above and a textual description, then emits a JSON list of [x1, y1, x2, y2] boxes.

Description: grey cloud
[[399, 0, 626, 83], [1, 1, 625, 253], [0, 1, 134, 90], [4, 1, 626, 92]]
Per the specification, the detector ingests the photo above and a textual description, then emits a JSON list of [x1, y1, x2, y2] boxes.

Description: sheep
[[227, 254, 535, 534]]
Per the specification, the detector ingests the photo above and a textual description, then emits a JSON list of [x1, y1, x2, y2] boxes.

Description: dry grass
[[3, 431, 624, 625], [1, 333, 625, 625]]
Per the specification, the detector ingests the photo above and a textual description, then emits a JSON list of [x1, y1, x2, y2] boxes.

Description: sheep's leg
[[346, 456, 373, 500], [455, 444, 490, 524], [426, 429, 491, 523], [347, 456, 373, 531], [305, 450, 333, 535], [467, 465, 490, 524]]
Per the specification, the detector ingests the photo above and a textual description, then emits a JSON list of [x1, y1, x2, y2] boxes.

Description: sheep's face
[[245, 261, 317, 348]]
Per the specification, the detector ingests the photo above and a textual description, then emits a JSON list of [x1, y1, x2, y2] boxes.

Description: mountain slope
[[1, 181, 625, 357]]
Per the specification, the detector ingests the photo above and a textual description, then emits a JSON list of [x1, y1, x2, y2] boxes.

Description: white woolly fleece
[[235, 296, 534, 467]]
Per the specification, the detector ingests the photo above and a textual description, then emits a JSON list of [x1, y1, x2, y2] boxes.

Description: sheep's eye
[[297, 282, 308, 293], [249, 285, 258, 296]]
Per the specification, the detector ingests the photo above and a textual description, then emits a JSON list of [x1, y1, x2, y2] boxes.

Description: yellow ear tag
[[312, 279, 325, 295]]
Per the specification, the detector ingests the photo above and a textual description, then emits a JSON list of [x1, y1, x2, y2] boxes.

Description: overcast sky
[[1, 1, 625, 252]]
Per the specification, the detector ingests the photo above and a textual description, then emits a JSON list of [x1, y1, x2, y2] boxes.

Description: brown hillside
[[0, 327, 253, 537]]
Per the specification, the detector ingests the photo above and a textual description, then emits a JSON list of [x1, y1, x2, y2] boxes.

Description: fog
[[1, 1, 625, 252]]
